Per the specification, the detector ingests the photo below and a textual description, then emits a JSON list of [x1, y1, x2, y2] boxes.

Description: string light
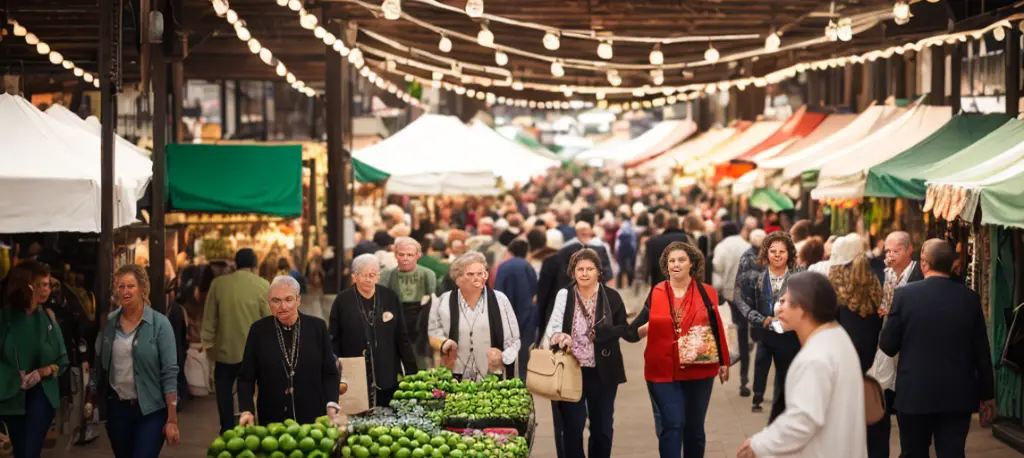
[[7, 19, 100, 86], [438, 35, 452, 52], [323, 32, 337, 46], [287, 0, 302, 11], [465, 0, 484, 18], [837, 18, 853, 41], [314, 26, 327, 39], [48, 51, 63, 64], [212, 0, 229, 16], [234, 23, 251, 41], [24, 33, 39, 45], [825, 20, 839, 41], [277, 0, 288, 5], [299, 11, 318, 30], [893, 1, 910, 25], [12, 22, 26, 36], [381, 0, 402, 20], [650, 69, 664, 85], [36, 42, 50, 55], [247, 38, 262, 54], [993, 25, 1006, 41], [495, 50, 509, 66], [542, 31, 560, 51], [764, 32, 781, 52], [597, 41, 613, 59], [551, 60, 565, 77], [704, 43, 720, 63], [649, 44, 664, 65], [225, 10, 238, 25], [259, 48, 274, 65], [477, 25, 495, 47]]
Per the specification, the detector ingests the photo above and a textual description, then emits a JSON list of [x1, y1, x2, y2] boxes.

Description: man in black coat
[[645, 214, 695, 286], [879, 239, 995, 458]]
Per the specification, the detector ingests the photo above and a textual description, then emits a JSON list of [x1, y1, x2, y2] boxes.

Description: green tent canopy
[[979, 169, 1024, 229], [353, 157, 390, 184], [864, 114, 1010, 199], [166, 144, 302, 217], [749, 188, 795, 212]]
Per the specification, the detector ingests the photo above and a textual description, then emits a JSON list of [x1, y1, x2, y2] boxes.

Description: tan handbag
[[525, 348, 583, 403], [863, 376, 887, 425]]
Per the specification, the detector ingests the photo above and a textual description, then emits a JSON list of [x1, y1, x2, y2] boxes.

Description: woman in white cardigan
[[737, 272, 866, 458]]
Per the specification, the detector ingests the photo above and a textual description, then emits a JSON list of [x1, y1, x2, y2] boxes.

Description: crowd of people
[[0, 166, 1000, 458]]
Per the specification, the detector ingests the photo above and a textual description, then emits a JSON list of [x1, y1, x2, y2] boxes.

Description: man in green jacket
[[381, 237, 437, 368], [201, 248, 270, 433]]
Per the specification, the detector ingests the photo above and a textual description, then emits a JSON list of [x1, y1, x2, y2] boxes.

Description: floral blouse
[[570, 289, 598, 368]]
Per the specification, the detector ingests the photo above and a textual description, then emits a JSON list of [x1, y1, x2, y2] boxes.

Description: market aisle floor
[[43, 287, 1018, 458]]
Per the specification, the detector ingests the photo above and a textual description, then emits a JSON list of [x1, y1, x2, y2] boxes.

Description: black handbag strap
[[447, 287, 514, 379]]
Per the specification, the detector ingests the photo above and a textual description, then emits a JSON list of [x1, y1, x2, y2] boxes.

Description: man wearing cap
[[201, 248, 272, 434]]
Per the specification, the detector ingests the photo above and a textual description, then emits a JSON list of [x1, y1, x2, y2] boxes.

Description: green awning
[[750, 188, 795, 212], [353, 158, 390, 184], [864, 114, 1010, 199], [980, 170, 1024, 228], [167, 144, 302, 217]]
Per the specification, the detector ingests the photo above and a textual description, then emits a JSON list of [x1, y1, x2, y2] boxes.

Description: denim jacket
[[91, 306, 178, 416]]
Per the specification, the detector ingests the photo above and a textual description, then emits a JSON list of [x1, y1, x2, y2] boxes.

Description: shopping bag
[[338, 357, 370, 415], [185, 344, 212, 397]]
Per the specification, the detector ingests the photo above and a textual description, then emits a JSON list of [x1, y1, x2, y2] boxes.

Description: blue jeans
[[0, 386, 54, 458], [648, 378, 715, 458], [214, 362, 242, 434], [105, 398, 167, 458], [557, 368, 617, 458]]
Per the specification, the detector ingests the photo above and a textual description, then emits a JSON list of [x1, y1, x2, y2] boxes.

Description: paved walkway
[[43, 287, 1018, 457]]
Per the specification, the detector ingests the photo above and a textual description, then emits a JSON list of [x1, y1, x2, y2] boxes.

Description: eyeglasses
[[270, 296, 298, 306]]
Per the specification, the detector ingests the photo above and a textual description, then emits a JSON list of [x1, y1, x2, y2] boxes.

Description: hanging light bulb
[[323, 33, 337, 45], [62, 60, 74, 69], [276, 0, 288, 6], [438, 35, 452, 52], [477, 25, 494, 47], [83, 73, 94, 83], [465, 0, 484, 17], [381, 0, 401, 20], [286, 72, 297, 84], [994, 25, 1007, 41], [24, 33, 39, 45], [649, 44, 664, 65], [386, 59, 397, 71], [595, 91, 605, 100], [893, 1, 910, 25], [494, 50, 508, 66], [542, 31, 560, 51], [314, 26, 326, 39], [276, 62, 287, 76], [551, 60, 565, 77], [299, 12, 317, 30], [287, 0, 302, 11], [597, 41, 613, 59], [348, 47, 363, 63], [764, 32, 781, 52], [432, 71, 443, 81], [512, 80, 524, 91], [704, 44, 720, 63], [235, 24, 251, 41], [12, 22, 26, 37], [650, 69, 664, 85], [93, 78, 101, 88], [259, 48, 273, 64], [632, 87, 644, 97], [247, 38, 261, 54], [73, 67, 84, 77], [48, 51, 63, 64], [36, 42, 50, 55], [837, 18, 853, 41], [333, 41, 346, 52], [212, 0, 230, 17], [225, 10, 239, 25], [825, 20, 839, 41]]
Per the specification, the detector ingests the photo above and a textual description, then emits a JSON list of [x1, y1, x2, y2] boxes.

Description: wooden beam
[[1007, 27, 1020, 118], [949, 42, 962, 113], [929, 45, 945, 105], [148, 11, 169, 314]]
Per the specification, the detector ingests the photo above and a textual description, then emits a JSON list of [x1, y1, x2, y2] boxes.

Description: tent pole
[[325, 14, 349, 294], [949, 43, 962, 114], [149, 3, 168, 314], [1006, 27, 1020, 118], [97, 0, 121, 327]]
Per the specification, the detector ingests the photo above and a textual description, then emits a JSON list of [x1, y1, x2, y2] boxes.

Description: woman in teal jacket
[[0, 261, 69, 458], [89, 264, 180, 458]]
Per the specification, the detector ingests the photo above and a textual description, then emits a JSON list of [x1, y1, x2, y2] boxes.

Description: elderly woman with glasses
[[237, 276, 340, 426], [428, 252, 521, 381], [329, 254, 418, 408]]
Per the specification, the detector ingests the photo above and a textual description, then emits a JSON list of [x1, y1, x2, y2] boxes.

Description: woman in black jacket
[[329, 254, 418, 408], [541, 248, 627, 458]]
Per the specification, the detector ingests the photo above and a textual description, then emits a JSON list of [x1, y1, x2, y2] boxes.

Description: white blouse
[[750, 325, 867, 458], [428, 288, 520, 381]]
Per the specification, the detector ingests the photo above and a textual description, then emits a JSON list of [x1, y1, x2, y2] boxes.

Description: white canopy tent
[[811, 104, 951, 200], [0, 93, 138, 232], [644, 127, 736, 174], [765, 106, 905, 179], [685, 121, 782, 174], [354, 114, 498, 195], [47, 104, 152, 159], [468, 121, 559, 186], [575, 120, 695, 163]]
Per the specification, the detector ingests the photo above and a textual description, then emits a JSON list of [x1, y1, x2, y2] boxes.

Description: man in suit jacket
[[879, 239, 995, 458], [645, 215, 696, 286]]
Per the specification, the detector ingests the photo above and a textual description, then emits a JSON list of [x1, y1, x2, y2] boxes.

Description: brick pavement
[[42, 287, 1019, 457]]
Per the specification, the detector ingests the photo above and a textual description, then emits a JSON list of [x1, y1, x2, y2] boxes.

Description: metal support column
[[950, 43, 962, 113], [849, 63, 863, 111], [97, 0, 121, 325], [1006, 28, 1020, 118], [807, 71, 822, 107], [325, 18, 349, 294], [891, 54, 906, 99], [148, 18, 168, 313], [171, 61, 184, 142], [930, 46, 946, 105], [873, 60, 887, 104]]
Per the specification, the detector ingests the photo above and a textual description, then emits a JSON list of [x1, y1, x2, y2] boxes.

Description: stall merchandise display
[[209, 368, 535, 458]]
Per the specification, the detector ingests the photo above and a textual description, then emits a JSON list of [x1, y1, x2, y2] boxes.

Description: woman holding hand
[[541, 248, 628, 458], [626, 241, 729, 458]]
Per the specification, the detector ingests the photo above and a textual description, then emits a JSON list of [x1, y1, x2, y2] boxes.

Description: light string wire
[[5, 18, 102, 88]]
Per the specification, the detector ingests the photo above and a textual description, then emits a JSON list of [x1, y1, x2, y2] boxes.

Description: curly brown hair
[[659, 241, 704, 280], [758, 232, 797, 268], [567, 248, 604, 279]]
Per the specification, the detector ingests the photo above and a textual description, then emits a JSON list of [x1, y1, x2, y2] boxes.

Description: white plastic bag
[[185, 344, 212, 397]]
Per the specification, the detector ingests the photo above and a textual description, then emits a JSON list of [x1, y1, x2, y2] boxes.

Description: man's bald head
[[921, 238, 955, 276]]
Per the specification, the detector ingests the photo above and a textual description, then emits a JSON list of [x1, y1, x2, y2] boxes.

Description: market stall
[[925, 139, 1024, 225], [354, 114, 499, 195], [47, 103, 152, 159], [468, 120, 560, 186], [641, 127, 737, 173], [575, 119, 696, 164], [687, 120, 782, 177], [731, 106, 828, 163]]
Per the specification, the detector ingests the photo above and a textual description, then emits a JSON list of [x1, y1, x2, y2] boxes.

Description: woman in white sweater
[[737, 272, 866, 458]]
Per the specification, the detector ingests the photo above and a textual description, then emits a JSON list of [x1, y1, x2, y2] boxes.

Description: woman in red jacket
[[626, 241, 730, 458]]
